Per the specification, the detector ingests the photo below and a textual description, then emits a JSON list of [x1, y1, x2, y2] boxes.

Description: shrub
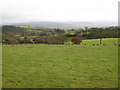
[[71, 37, 82, 45]]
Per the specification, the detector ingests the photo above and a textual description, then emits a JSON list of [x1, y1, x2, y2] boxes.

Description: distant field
[[2, 38, 118, 88], [18, 36, 40, 40]]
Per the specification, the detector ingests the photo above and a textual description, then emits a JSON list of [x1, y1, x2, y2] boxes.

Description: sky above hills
[[1, 0, 119, 24]]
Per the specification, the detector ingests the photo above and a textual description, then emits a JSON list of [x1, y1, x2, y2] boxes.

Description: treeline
[[2, 25, 119, 44], [3, 33, 82, 45], [80, 27, 119, 39], [20, 35, 68, 44]]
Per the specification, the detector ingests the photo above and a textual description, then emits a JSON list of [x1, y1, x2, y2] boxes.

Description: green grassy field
[[18, 36, 40, 40], [2, 38, 118, 88]]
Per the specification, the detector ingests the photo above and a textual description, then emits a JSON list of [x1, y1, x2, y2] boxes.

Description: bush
[[71, 37, 82, 45]]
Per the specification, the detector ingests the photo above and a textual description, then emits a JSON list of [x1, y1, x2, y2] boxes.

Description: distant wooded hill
[[4, 21, 117, 29]]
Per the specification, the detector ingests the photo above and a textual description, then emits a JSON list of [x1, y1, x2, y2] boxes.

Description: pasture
[[2, 38, 118, 88]]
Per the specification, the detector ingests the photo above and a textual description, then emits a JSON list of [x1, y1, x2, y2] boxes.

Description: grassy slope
[[2, 38, 118, 88]]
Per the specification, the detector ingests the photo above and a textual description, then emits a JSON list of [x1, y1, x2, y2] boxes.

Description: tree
[[24, 36, 28, 44]]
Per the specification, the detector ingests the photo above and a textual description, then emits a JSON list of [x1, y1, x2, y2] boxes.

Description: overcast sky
[[1, 0, 119, 24]]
